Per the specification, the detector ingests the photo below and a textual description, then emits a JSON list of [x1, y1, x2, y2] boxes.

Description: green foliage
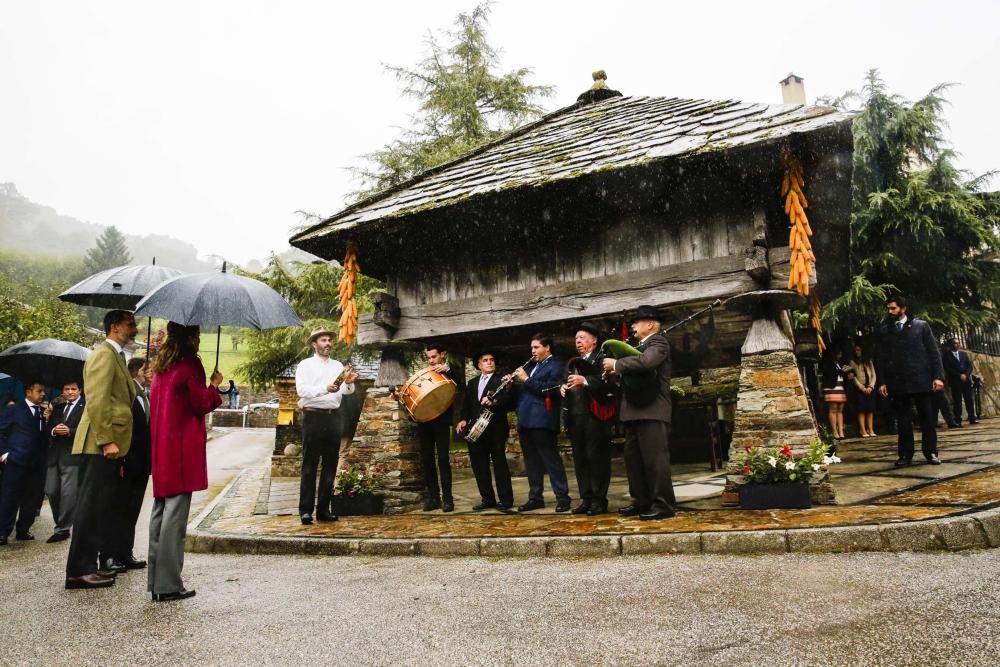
[[335, 463, 387, 497], [233, 256, 383, 388], [820, 70, 1000, 335], [352, 2, 554, 198], [83, 225, 132, 275], [0, 264, 99, 350], [733, 440, 837, 485]]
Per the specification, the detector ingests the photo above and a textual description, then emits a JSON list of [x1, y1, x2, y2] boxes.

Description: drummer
[[415, 342, 465, 513]]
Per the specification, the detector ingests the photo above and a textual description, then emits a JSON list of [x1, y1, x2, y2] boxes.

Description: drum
[[464, 409, 493, 443], [397, 368, 457, 423]]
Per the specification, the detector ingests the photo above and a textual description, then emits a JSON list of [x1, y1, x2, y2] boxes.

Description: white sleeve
[[295, 361, 328, 399]]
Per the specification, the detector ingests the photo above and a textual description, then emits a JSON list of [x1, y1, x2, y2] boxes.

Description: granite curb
[[186, 475, 1000, 558]]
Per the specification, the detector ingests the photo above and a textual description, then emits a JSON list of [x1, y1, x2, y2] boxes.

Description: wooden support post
[[376, 346, 409, 388]]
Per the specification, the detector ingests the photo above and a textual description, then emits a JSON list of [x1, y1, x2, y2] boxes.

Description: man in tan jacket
[[65, 310, 138, 590]]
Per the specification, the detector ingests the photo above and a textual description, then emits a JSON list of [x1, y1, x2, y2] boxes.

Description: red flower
[[744, 447, 752, 453], [780, 446, 794, 457], [743, 465, 751, 474]]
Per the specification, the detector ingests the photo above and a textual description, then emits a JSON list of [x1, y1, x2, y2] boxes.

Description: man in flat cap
[[560, 321, 616, 515], [602, 306, 676, 519], [295, 328, 358, 525]]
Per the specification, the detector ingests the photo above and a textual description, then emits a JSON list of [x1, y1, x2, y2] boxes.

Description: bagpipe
[[564, 355, 618, 421]]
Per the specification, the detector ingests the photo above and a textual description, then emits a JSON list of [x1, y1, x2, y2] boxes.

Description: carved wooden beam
[[372, 292, 400, 331]]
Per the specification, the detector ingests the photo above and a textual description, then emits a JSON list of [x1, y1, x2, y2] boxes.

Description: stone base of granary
[[722, 348, 834, 506], [340, 387, 424, 514]]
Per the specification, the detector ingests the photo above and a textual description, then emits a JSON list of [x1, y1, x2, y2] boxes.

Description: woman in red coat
[[147, 322, 222, 602]]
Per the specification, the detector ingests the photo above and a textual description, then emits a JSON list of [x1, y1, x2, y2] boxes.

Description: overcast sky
[[2, 0, 997, 265]]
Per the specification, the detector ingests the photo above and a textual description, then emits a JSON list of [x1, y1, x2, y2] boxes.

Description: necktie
[[478, 375, 488, 401], [896, 321, 903, 330], [119, 351, 127, 366], [64, 402, 72, 420], [33, 405, 43, 431]]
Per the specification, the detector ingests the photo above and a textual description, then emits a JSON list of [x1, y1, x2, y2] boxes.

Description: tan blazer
[[73, 341, 137, 458]]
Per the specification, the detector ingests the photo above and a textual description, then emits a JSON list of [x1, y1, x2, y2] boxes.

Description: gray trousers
[[147, 493, 192, 595], [45, 447, 79, 533]]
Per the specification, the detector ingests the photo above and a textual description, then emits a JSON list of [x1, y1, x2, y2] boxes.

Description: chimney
[[779, 73, 806, 104], [577, 70, 624, 104]]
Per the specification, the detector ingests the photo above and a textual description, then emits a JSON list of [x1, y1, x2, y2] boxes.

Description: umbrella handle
[[215, 326, 221, 372]]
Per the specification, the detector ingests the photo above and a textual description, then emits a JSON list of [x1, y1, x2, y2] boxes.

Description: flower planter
[[739, 482, 811, 510], [333, 494, 385, 516]]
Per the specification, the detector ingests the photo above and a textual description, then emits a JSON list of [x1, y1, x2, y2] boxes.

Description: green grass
[[197, 332, 249, 383]]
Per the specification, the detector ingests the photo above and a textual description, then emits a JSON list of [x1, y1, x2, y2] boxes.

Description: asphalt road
[[2, 430, 998, 666]]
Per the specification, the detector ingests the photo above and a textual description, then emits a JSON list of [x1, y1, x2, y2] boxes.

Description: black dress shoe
[[66, 574, 115, 589], [154, 589, 196, 602], [15, 531, 34, 541], [46, 531, 70, 544], [101, 558, 127, 574], [422, 500, 442, 512], [639, 509, 676, 520], [471, 501, 497, 511], [497, 503, 514, 512], [927, 453, 942, 465], [316, 512, 339, 522], [442, 501, 455, 513], [587, 504, 608, 516], [894, 457, 912, 467], [518, 500, 544, 512], [300, 513, 313, 525], [618, 504, 646, 516], [571, 503, 591, 515], [123, 555, 147, 570], [969, 419, 979, 424], [554, 502, 571, 513]]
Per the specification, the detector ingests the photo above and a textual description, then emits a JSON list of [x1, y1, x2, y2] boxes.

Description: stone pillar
[[340, 387, 424, 514], [722, 291, 835, 506]]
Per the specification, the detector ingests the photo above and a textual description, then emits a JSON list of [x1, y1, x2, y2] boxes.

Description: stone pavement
[[187, 419, 1000, 557]]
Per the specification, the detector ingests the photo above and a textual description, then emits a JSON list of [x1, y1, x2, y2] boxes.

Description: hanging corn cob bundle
[[338, 241, 360, 345], [808, 292, 826, 353], [781, 150, 814, 297]]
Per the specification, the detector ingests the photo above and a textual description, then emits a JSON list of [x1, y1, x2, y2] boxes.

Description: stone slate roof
[[292, 96, 849, 246]]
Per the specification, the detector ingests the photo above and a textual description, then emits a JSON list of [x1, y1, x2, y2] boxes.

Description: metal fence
[[943, 326, 1000, 357]]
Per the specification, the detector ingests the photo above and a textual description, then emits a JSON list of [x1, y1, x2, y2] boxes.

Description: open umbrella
[[0, 339, 91, 387], [59, 261, 183, 310], [134, 262, 302, 369]]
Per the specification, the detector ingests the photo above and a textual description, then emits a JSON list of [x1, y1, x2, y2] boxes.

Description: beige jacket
[[73, 341, 137, 457]]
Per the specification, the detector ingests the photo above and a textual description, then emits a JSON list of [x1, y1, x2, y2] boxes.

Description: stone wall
[[970, 352, 1000, 418]]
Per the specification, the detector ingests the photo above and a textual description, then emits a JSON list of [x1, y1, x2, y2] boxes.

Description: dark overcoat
[[876, 318, 946, 396]]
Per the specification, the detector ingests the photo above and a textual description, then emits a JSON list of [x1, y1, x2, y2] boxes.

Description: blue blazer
[[0, 401, 47, 467], [516, 356, 565, 431]]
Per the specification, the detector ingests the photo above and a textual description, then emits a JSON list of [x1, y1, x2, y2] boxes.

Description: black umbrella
[[59, 261, 183, 310], [134, 262, 302, 368], [0, 339, 91, 387]]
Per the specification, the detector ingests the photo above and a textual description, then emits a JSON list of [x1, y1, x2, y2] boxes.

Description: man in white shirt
[[295, 328, 358, 525]]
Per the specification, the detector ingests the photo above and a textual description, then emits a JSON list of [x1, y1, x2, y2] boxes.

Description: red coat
[[149, 357, 222, 498]]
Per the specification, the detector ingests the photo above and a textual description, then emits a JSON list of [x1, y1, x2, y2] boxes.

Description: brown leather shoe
[[65, 574, 115, 589]]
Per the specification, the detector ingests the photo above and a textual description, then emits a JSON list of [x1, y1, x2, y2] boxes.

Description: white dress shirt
[[296, 355, 355, 409]]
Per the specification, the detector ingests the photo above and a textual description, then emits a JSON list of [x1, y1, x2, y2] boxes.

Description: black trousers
[[0, 460, 44, 538], [623, 420, 676, 513], [567, 412, 612, 508], [518, 428, 570, 504], [893, 392, 938, 460], [66, 455, 119, 577], [949, 380, 976, 423], [105, 468, 149, 561], [299, 411, 342, 516], [467, 431, 513, 506], [418, 417, 452, 502]]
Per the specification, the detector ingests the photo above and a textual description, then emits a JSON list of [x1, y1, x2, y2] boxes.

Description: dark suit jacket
[[0, 401, 47, 467], [516, 356, 564, 431], [123, 385, 151, 478], [876, 318, 946, 396], [46, 397, 86, 466], [614, 333, 672, 423], [564, 350, 615, 421], [942, 349, 974, 383], [460, 373, 514, 444]]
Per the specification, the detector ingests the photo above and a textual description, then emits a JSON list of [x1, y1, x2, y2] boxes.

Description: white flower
[[812, 463, 821, 471], [822, 455, 833, 465], [767, 456, 778, 467], [831, 455, 841, 464], [784, 461, 795, 470]]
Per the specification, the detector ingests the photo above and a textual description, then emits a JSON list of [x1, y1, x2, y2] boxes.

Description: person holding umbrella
[[147, 322, 223, 602]]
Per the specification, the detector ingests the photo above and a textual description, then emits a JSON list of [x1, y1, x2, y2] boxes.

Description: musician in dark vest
[[456, 350, 515, 511], [560, 321, 616, 515], [416, 342, 465, 513], [602, 305, 677, 519]]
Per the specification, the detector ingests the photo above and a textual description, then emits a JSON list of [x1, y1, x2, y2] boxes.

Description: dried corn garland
[[809, 292, 826, 353], [338, 241, 360, 345], [782, 150, 814, 296]]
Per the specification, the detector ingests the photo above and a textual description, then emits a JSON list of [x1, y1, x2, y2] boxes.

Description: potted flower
[[334, 464, 387, 516], [733, 439, 839, 510]]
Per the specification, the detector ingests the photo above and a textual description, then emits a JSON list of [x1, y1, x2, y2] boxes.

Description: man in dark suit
[[456, 351, 515, 511], [0, 380, 49, 545], [100, 357, 151, 573], [942, 338, 977, 426], [561, 322, 615, 515], [514, 333, 571, 513], [875, 296, 946, 466], [416, 342, 466, 513], [603, 306, 676, 520], [44, 380, 85, 543]]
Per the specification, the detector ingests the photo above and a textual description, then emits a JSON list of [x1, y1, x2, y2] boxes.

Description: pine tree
[[352, 2, 554, 199], [83, 225, 132, 275], [821, 70, 1000, 336]]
